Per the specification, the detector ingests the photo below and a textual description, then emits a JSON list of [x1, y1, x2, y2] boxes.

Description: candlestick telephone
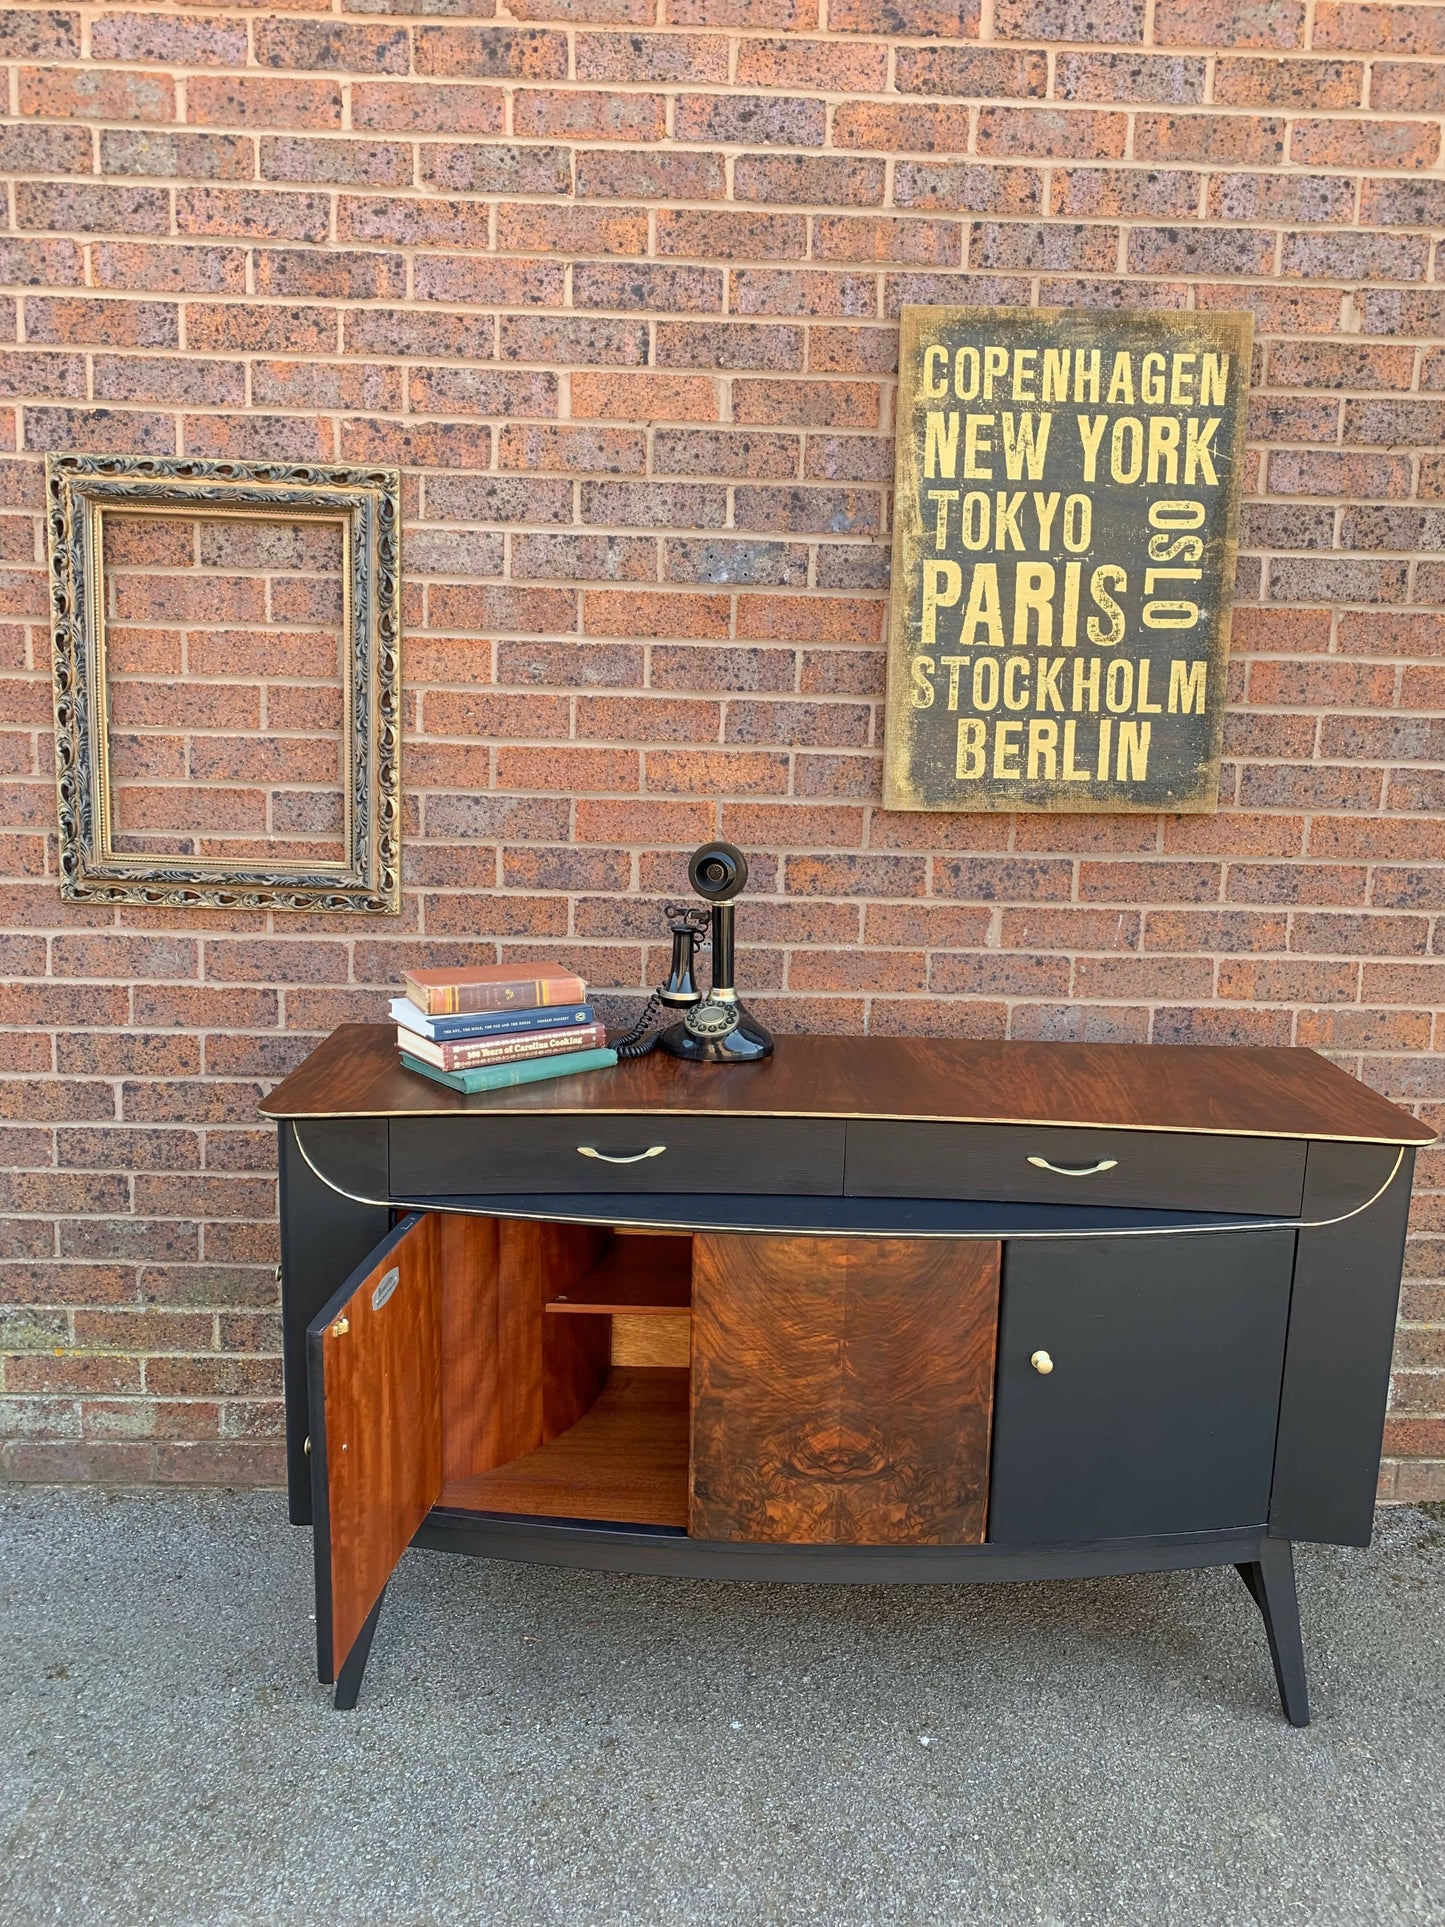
[[612, 842, 774, 1064]]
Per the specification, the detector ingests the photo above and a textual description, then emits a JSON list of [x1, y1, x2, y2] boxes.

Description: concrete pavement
[[1, 1487, 1442, 1926]]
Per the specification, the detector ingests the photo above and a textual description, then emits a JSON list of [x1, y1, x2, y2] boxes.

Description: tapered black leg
[[1236, 1538, 1309, 1727], [332, 1585, 387, 1712]]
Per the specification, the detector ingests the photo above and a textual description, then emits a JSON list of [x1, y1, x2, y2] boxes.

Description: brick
[[414, 26, 568, 79], [0, 125, 91, 175], [101, 131, 253, 182], [660, 210, 808, 261], [93, 13, 248, 66], [1359, 179, 1445, 228], [254, 20, 410, 73], [186, 78, 343, 130], [678, 96, 826, 146], [1156, 0, 1303, 45], [734, 378, 878, 427], [494, 745, 639, 792], [422, 142, 570, 196], [500, 315, 649, 365], [818, 215, 961, 266], [731, 268, 877, 318], [668, 0, 817, 20], [827, 0, 976, 29], [1315, 4, 1445, 53], [177, 186, 330, 244], [585, 589, 730, 638], [1209, 172, 1356, 224], [572, 373, 718, 421], [735, 485, 879, 533], [645, 748, 790, 794], [428, 584, 576, 633], [1268, 341, 1415, 391], [740, 39, 890, 92], [0, 12, 79, 60], [340, 195, 494, 250], [20, 65, 176, 124], [260, 136, 413, 188], [837, 103, 975, 154], [514, 532, 654, 580], [665, 538, 806, 585], [738, 591, 880, 641], [1217, 59, 1363, 107], [353, 84, 504, 134], [1266, 450, 1412, 498], [512, 0, 653, 17], [17, 182, 171, 236], [739, 160, 877, 214], [1003, 0, 1145, 32], [0, 236, 85, 286], [515, 90, 667, 141], [90, 241, 246, 295], [577, 148, 726, 201], [978, 222, 1119, 271], [409, 366, 557, 418], [1292, 118, 1439, 169], [1371, 61, 1445, 113], [186, 304, 337, 355], [576, 33, 728, 83], [254, 248, 405, 302], [1152, 1008, 1292, 1046], [347, 310, 495, 362], [1136, 112, 1284, 163], [1054, 53, 1205, 102], [500, 424, 645, 474], [25, 299, 178, 349], [654, 428, 798, 478], [656, 321, 803, 370], [499, 205, 649, 256], [0, 352, 85, 401]]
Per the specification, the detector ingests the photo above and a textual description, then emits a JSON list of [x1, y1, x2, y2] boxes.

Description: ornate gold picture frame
[[46, 454, 401, 913]]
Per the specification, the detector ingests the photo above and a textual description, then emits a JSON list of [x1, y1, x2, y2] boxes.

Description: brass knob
[[1030, 1350, 1054, 1375], [332, 1317, 350, 1337]]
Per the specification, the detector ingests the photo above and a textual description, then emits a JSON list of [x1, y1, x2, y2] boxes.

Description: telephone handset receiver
[[611, 842, 774, 1064]]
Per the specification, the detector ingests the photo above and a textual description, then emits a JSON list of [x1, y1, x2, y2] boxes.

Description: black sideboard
[[262, 1027, 1432, 1721]]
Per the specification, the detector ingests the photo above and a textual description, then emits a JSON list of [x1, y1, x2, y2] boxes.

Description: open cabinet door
[[307, 1211, 441, 1707]]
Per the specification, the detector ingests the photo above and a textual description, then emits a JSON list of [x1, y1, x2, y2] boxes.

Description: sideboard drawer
[[844, 1121, 1305, 1216], [390, 1114, 845, 1198]]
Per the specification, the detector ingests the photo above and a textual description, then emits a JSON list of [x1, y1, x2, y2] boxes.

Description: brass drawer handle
[[1027, 1156, 1119, 1177], [577, 1144, 668, 1164], [1031, 1351, 1054, 1375]]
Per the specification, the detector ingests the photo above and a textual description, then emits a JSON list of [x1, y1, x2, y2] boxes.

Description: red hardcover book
[[402, 963, 587, 1017], [397, 1021, 608, 1073]]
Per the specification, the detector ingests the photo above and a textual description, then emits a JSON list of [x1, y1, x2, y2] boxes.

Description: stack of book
[[393, 963, 617, 1095]]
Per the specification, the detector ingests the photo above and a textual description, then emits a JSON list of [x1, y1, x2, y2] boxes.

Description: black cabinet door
[[988, 1230, 1295, 1543]]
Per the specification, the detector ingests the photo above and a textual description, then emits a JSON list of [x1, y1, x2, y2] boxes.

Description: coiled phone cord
[[610, 988, 667, 1059], [610, 926, 710, 1059]]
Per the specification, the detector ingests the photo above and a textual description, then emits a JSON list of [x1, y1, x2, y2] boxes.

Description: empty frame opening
[[99, 508, 349, 867]]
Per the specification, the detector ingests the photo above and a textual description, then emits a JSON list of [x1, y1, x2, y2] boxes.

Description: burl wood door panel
[[690, 1233, 1000, 1546], [306, 1212, 441, 1684]]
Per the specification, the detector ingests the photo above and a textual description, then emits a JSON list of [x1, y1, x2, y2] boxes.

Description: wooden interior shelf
[[545, 1233, 692, 1316], [438, 1366, 689, 1528]]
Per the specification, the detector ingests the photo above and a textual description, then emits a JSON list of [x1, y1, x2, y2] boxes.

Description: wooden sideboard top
[[261, 1024, 1434, 1145]]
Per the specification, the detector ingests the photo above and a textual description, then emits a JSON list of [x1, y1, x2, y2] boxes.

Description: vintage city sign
[[883, 307, 1252, 813]]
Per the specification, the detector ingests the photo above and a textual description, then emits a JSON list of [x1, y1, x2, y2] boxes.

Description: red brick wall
[[1, 0, 1442, 1498]]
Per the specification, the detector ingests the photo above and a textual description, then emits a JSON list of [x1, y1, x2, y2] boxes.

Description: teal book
[[399, 1046, 617, 1094]]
